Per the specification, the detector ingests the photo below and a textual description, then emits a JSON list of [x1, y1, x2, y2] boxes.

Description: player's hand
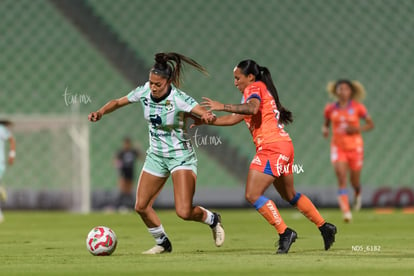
[[201, 97, 224, 112], [88, 111, 103, 122], [189, 112, 216, 128], [201, 112, 216, 124], [189, 116, 203, 128], [322, 125, 329, 138]]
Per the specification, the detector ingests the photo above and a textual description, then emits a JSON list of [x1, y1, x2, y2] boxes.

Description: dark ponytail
[[151, 52, 208, 88], [236, 60, 293, 125]]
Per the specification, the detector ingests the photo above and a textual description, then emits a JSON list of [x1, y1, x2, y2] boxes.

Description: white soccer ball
[[86, 226, 118, 256]]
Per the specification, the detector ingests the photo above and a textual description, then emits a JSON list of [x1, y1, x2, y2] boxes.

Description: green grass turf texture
[[0, 209, 413, 275]]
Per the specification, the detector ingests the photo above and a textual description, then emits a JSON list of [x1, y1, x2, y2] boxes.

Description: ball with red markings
[[86, 226, 117, 256]]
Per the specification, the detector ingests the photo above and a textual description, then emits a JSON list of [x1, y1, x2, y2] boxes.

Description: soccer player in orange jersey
[[323, 80, 374, 222], [199, 60, 337, 254]]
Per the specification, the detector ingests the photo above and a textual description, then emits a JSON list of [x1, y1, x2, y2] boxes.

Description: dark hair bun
[[155, 53, 168, 64]]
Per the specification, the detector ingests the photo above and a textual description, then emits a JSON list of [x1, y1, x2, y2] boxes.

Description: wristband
[[9, 150, 16, 158]]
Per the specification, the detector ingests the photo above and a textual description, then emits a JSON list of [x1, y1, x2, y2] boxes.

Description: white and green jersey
[[127, 82, 198, 158], [0, 124, 11, 166]]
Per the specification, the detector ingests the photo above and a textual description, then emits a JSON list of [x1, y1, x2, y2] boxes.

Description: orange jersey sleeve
[[243, 81, 291, 148], [324, 100, 368, 150]]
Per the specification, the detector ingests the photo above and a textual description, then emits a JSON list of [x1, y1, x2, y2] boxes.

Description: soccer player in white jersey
[[0, 120, 16, 222], [88, 53, 224, 254]]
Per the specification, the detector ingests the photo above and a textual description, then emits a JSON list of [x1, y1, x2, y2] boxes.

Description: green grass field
[[0, 209, 413, 275]]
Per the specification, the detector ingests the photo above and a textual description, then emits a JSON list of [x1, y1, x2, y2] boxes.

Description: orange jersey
[[324, 100, 368, 150], [242, 81, 291, 149]]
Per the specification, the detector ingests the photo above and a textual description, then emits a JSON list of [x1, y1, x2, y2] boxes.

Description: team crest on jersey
[[165, 100, 173, 111]]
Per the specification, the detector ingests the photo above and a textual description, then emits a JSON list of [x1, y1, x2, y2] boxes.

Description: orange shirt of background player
[[324, 100, 367, 151], [243, 81, 291, 148]]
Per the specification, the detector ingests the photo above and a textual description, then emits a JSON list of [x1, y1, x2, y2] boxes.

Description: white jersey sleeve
[[127, 82, 150, 103], [174, 90, 198, 113], [0, 125, 11, 141]]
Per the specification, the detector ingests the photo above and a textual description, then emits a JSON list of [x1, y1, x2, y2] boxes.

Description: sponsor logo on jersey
[[149, 114, 162, 127], [142, 98, 148, 106], [149, 130, 172, 137], [252, 156, 262, 165]]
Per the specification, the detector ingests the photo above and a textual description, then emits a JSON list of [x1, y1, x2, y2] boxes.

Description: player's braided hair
[[236, 59, 293, 125], [151, 52, 208, 88]]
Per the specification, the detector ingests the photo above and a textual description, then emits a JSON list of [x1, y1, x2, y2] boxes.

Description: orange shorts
[[250, 141, 294, 177], [330, 144, 364, 171]]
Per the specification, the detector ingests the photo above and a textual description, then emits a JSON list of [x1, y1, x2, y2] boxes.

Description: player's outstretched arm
[[201, 97, 260, 115], [190, 113, 244, 128], [8, 135, 16, 165], [88, 96, 130, 122], [322, 118, 330, 138]]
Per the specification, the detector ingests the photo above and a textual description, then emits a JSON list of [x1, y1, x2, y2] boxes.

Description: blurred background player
[[200, 59, 337, 254], [0, 120, 16, 222], [114, 137, 141, 211], [88, 52, 224, 254], [322, 80, 374, 222]]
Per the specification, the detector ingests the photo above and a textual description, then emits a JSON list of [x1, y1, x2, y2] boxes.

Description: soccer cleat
[[276, 227, 297, 254], [0, 186, 7, 202], [353, 194, 362, 211], [210, 213, 225, 247], [319, 222, 337, 250], [142, 237, 172, 254], [343, 211, 352, 223]]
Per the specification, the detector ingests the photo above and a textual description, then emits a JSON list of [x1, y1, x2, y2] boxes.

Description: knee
[[134, 201, 147, 215], [286, 192, 301, 206], [281, 191, 297, 202], [245, 191, 260, 205], [175, 207, 192, 220]]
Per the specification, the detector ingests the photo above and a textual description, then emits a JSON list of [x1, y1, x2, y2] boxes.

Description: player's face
[[336, 83, 352, 101], [233, 67, 253, 93], [149, 73, 170, 98]]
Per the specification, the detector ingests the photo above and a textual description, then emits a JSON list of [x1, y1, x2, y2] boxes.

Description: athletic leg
[[274, 174, 325, 227], [245, 169, 298, 253], [135, 170, 167, 227], [334, 161, 352, 221], [171, 169, 224, 247], [246, 169, 288, 234], [274, 173, 337, 250], [135, 170, 171, 254], [350, 169, 362, 211]]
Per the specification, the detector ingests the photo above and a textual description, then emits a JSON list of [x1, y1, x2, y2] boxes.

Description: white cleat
[[353, 194, 362, 211], [142, 237, 172, 254], [211, 213, 225, 247], [343, 211, 352, 223], [142, 245, 167, 255]]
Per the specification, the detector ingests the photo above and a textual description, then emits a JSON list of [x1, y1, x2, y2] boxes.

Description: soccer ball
[[86, 226, 117, 256]]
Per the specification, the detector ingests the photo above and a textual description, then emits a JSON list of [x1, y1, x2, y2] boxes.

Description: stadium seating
[[1, 0, 413, 194], [0, 0, 241, 191], [85, 0, 414, 187]]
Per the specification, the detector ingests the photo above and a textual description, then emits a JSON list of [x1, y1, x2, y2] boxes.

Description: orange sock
[[338, 189, 351, 213], [291, 193, 325, 228], [254, 196, 287, 234]]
